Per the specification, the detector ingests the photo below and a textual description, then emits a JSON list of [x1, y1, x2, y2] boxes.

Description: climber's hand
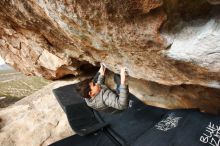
[[99, 63, 106, 76], [120, 67, 126, 85]]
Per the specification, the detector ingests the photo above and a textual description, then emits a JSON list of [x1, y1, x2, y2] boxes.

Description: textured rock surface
[[0, 0, 220, 112], [164, 18, 220, 87], [0, 80, 78, 146]]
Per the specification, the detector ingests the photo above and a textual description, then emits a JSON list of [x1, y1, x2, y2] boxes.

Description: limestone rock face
[[0, 0, 220, 112]]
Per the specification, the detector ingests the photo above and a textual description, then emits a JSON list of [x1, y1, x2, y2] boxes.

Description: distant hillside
[[0, 66, 51, 108], [0, 64, 14, 71]]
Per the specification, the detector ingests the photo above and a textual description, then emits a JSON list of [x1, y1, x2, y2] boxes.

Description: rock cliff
[[0, 0, 220, 113], [0, 80, 76, 146]]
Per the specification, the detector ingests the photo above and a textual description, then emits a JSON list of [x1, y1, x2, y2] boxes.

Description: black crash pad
[[51, 83, 220, 146], [134, 109, 220, 146], [52, 83, 85, 113], [49, 131, 121, 146], [133, 109, 199, 146], [173, 111, 220, 146], [95, 97, 168, 146], [52, 83, 108, 136]]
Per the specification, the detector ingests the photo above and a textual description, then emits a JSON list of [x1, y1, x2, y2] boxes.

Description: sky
[[0, 57, 5, 65]]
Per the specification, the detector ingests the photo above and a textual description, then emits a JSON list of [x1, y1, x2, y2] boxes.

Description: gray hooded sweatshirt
[[85, 74, 129, 111]]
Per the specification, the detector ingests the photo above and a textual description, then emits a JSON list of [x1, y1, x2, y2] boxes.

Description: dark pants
[[92, 72, 100, 83], [93, 72, 121, 94], [114, 74, 121, 94]]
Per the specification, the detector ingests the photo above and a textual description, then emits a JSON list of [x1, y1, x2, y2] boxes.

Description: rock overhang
[[0, 0, 220, 113]]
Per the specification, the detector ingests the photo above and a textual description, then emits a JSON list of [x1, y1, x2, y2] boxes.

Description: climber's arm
[[96, 63, 106, 85], [103, 67, 129, 110]]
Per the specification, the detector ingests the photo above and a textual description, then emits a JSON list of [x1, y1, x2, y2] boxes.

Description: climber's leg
[[92, 72, 100, 83], [114, 73, 121, 94]]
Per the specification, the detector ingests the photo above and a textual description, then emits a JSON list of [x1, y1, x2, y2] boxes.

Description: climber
[[82, 63, 129, 112]]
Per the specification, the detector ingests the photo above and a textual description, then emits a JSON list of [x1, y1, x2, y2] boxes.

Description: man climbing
[[83, 63, 129, 112]]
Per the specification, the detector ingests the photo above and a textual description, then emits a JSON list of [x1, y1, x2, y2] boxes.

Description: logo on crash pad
[[200, 122, 220, 146], [155, 113, 182, 131]]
